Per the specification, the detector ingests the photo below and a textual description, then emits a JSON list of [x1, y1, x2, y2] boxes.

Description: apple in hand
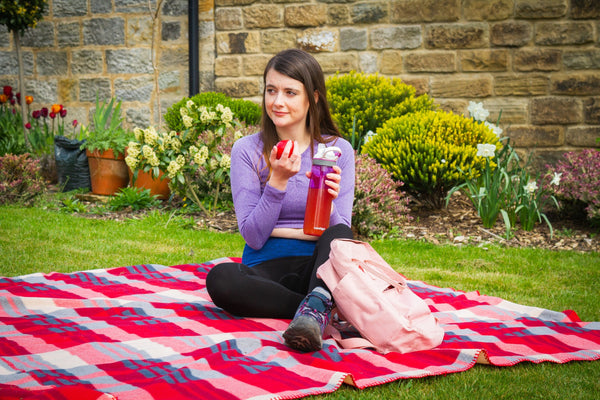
[[276, 140, 294, 159]]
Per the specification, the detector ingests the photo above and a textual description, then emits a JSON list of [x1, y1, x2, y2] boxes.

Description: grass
[[1, 204, 599, 399]]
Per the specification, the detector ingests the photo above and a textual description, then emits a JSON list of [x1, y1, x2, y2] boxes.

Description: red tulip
[[60, 109, 67, 118], [32, 110, 41, 119], [41, 107, 48, 117], [3, 86, 12, 96], [25, 122, 31, 129], [50, 112, 56, 119], [72, 119, 78, 127]]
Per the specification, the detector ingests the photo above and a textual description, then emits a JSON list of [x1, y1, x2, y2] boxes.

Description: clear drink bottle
[[303, 145, 342, 236]]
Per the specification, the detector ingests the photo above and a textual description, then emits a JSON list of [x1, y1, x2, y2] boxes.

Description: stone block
[[126, 107, 152, 130], [370, 26, 422, 50], [284, 5, 327, 27], [84, 18, 125, 46], [480, 98, 529, 125], [298, 29, 338, 52], [37, 51, 68, 76], [425, 23, 487, 49], [351, 2, 388, 24], [159, 46, 189, 68], [340, 28, 368, 51], [506, 125, 564, 147], [314, 53, 358, 74], [563, 49, 600, 70], [90, 0, 112, 14], [162, 0, 188, 16], [328, 5, 350, 25], [24, 80, 58, 104], [259, 30, 296, 54], [463, 0, 513, 21], [58, 22, 81, 47], [437, 99, 468, 115], [115, 0, 152, 13], [80, 79, 111, 102], [460, 49, 508, 72], [380, 50, 403, 74], [566, 126, 600, 147], [215, 77, 261, 98], [21, 21, 54, 48], [391, 0, 460, 23], [399, 76, 429, 96], [551, 74, 600, 96], [215, 56, 242, 76], [216, 8, 244, 30], [494, 74, 548, 96], [0, 26, 9, 49], [0, 51, 33, 75], [584, 97, 600, 124], [158, 70, 181, 92], [58, 79, 77, 103], [217, 31, 261, 54], [431, 76, 492, 98], [570, 0, 600, 19], [106, 49, 153, 74], [242, 54, 272, 76], [115, 76, 154, 102], [359, 52, 378, 74], [53, 0, 87, 17], [531, 97, 582, 125], [162, 21, 181, 41], [404, 51, 456, 73], [515, 0, 567, 18], [490, 21, 531, 47], [127, 16, 153, 46], [535, 22, 594, 46], [243, 6, 283, 29], [514, 49, 561, 72]]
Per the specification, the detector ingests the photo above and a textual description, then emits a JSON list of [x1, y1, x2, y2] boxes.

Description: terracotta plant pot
[[86, 149, 129, 196], [129, 169, 171, 200]]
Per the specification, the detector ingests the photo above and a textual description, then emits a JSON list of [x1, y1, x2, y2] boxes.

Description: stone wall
[[1, 0, 599, 165]]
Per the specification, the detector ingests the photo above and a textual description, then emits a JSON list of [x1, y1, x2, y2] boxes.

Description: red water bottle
[[304, 145, 342, 236]]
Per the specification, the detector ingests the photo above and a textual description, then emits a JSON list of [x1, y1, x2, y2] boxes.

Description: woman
[[206, 49, 355, 352]]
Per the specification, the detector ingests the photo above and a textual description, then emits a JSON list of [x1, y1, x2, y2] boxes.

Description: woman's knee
[[206, 262, 244, 308]]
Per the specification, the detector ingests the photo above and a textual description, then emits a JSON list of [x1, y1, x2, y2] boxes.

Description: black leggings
[[206, 224, 353, 319]]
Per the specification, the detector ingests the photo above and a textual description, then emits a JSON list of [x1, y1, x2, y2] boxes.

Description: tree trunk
[[14, 30, 31, 149]]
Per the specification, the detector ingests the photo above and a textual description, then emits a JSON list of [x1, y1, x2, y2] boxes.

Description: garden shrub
[[0, 153, 46, 205], [363, 109, 501, 209], [546, 148, 600, 226], [164, 92, 261, 132], [353, 152, 412, 239], [109, 187, 161, 211], [326, 71, 435, 152]]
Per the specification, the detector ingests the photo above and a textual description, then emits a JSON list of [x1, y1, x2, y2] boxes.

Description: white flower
[[441, 159, 446, 164], [167, 160, 181, 178], [524, 180, 538, 195], [220, 154, 231, 169], [186, 100, 195, 109], [221, 107, 233, 124], [143, 126, 158, 145], [550, 172, 562, 186], [476, 143, 496, 158], [484, 121, 503, 137], [182, 114, 194, 128], [363, 130, 376, 144], [180, 107, 188, 117], [468, 101, 489, 122], [133, 127, 144, 141], [125, 154, 138, 170], [234, 130, 243, 140]]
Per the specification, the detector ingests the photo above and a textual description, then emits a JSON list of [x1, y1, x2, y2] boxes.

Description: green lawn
[[1, 205, 599, 399]]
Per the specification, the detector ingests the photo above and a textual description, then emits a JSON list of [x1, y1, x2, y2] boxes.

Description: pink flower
[[72, 119, 78, 127], [25, 122, 31, 129], [49, 112, 56, 119]]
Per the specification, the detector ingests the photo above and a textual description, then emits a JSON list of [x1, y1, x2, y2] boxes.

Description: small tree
[[0, 0, 47, 149]]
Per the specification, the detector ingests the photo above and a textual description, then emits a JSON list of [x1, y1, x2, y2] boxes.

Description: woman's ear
[[314, 90, 319, 104]]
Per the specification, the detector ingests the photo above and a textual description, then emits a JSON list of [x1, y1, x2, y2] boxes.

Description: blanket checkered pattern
[[1, 259, 599, 400]]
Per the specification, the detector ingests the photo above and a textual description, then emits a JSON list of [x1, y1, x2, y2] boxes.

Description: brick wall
[[1, 0, 599, 165]]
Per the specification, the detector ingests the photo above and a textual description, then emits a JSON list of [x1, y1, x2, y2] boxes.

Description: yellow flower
[[182, 114, 193, 128]]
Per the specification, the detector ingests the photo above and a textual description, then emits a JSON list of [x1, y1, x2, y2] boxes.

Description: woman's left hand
[[305, 165, 342, 199]]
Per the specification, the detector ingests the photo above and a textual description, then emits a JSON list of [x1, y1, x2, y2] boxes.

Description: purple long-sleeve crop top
[[230, 132, 355, 251]]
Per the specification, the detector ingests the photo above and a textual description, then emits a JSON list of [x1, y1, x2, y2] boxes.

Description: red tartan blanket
[[1, 259, 599, 400]]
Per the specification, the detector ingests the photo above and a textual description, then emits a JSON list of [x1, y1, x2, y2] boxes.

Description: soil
[[77, 190, 599, 253]]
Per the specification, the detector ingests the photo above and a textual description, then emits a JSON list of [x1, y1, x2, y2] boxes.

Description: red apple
[[276, 140, 294, 159]]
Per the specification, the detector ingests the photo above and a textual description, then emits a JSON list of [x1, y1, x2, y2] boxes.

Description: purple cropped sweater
[[230, 132, 355, 251]]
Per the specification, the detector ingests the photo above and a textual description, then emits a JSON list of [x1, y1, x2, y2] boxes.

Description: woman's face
[[264, 68, 311, 138]]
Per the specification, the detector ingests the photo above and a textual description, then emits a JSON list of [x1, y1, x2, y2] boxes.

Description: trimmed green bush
[[326, 71, 435, 152], [164, 92, 261, 132], [363, 110, 501, 208]]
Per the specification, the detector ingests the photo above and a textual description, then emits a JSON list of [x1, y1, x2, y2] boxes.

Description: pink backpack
[[317, 239, 444, 354]]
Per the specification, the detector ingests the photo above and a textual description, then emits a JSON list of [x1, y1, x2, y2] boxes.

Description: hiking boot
[[283, 289, 333, 352]]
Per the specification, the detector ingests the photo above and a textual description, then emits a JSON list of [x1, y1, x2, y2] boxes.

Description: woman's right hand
[[267, 140, 300, 191]]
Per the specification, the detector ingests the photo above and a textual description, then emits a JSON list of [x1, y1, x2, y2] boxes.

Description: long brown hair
[[260, 49, 341, 169]]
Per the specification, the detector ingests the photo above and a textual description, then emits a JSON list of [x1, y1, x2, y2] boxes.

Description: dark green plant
[[164, 92, 261, 132], [363, 110, 500, 209], [326, 71, 435, 153], [80, 96, 132, 157], [109, 187, 161, 211], [59, 196, 88, 214], [0, 153, 46, 205]]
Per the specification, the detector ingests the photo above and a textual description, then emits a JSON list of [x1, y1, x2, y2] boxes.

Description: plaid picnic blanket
[[1, 258, 599, 400]]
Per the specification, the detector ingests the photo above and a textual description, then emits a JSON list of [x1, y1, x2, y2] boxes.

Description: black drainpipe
[[188, 0, 199, 96]]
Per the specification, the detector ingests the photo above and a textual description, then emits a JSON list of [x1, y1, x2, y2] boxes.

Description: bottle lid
[[313, 143, 341, 165]]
